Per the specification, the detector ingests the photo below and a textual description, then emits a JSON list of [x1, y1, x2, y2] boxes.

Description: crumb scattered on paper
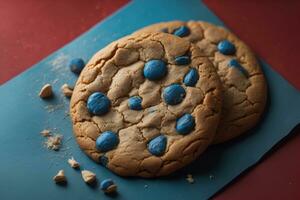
[[53, 170, 66, 183], [40, 129, 51, 137], [45, 134, 62, 151], [64, 111, 70, 117], [68, 157, 80, 168], [44, 104, 64, 113], [52, 78, 59, 85], [186, 174, 194, 184], [50, 53, 70, 73], [49, 53, 74, 84], [39, 84, 53, 98], [81, 170, 96, 184]]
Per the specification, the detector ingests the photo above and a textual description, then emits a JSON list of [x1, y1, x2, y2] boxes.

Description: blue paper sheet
[[0, 0, 300, 199]]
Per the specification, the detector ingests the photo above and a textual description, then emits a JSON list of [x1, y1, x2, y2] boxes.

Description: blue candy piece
[[176, 113, 195, 135], [87, 92, 111, 115], [228, 59, 248, 77], [69, 58, 85, 74], [173, 26, 190, 37], [163, 84, 186, 105], [96, 131, 119, 152], [100, 179, 115, 190], [128, 96, 143, 110], [143, 60, 167, 80], [99, 155, 108, 167], [147, 135, 167, 156], [175, 55, 191, 65], [217, 40, 236, 55], [183, 68, 199, 86]]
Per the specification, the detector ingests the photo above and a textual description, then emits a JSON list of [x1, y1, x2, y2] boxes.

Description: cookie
[[70, 32, 222, 177], [135, 21, 267, 143]]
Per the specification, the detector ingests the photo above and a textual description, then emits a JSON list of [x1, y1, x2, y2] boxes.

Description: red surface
[[0, 0, 129, 84], [203, 1, 300, 199], [0, 0, 299, 199]]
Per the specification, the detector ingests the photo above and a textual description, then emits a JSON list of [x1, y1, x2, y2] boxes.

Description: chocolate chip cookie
[[70, 32, 222, 177], [135, 21, 267, 143]]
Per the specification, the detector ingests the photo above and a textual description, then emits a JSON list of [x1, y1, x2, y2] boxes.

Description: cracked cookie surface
[[70, 32, 222, 177], [135, 21, 267, 143]]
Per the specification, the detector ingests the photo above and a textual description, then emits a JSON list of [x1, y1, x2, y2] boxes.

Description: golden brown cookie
[[70, 32, 222, 177], [135, 21, 267, 144]]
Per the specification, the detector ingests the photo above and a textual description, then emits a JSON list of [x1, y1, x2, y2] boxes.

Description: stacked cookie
[[70, 21, 267, 177]]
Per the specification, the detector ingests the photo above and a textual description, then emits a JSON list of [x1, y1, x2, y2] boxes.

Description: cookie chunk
[[81, 170, 96, 184], [70, 32, 222, 177], [39, 84, 53, 98], [135, 21, 267, 143], [61, 84, 73, 98], [53, 170, 66, 183], [68, 157, 80, 168]]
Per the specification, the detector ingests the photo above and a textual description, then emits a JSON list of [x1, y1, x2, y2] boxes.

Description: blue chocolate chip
[[176, 113, 195, 135], [87, 92, 111, 115], [99, 155, 108, 167], [217, 40, 236, 55], [163, 84, 186, 105], [69, 58, 85, 74], [143, 60, 167, 80], [175, 55, 191, 65], [96, 131, 119, 152], [228, 59, 248, 77], [100, 179, 114, 190], [148, 135, 167, 156], [173, 26, 190, 37], [184, 68, 199, 86], [100, 179, 117, 193], [128, 96, 143, 110]]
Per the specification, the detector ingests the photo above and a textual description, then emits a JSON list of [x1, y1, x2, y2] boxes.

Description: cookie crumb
[[39, 84, 53, 98], [61, 84, 73, 98], [40, 129, 51, 137], [53, 170, 66, 183], [44, 104, 64, 113], [45, 134, 62, 151], [209, 175, 215, 180], [68, 157, 80, 168], [186, 174, 194, 184], [81, 170, 96, 184]]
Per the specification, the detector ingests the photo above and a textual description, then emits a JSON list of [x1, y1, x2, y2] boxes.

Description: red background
[[0, 0, 299, 199], [0, 0, 128, 84]]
